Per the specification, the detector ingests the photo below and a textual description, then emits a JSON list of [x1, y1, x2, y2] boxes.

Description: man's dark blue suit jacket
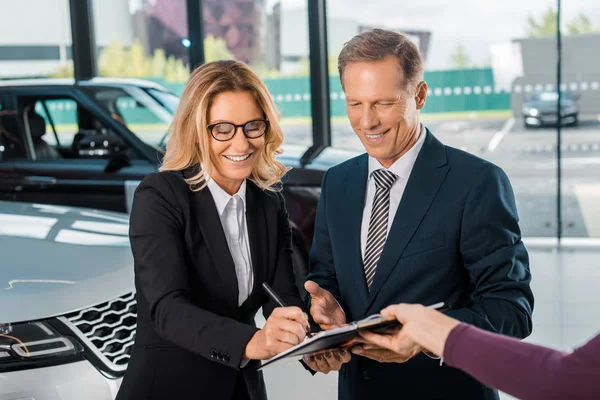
[[305, 129, 534, 400]]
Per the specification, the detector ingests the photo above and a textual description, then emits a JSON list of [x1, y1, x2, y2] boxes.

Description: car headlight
[[0, 321, 83, 371], [528, 108, 539, 117]]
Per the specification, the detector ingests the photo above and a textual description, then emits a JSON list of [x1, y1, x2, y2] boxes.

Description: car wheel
[[291, 240, 309, 296]]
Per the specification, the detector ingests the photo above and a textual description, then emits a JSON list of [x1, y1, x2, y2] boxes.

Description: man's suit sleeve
[[304, 170, 346, 312], [130, 173, 258, 370], [446, 164, 534, 339]]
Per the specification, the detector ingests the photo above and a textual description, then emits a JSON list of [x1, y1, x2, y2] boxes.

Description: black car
[[0, 78, 356, 284], [522, 90, 579, 128]]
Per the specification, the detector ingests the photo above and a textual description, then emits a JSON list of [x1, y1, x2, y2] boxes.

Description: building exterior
[[269, 6, 431, 75], [510, 33, 600, 115], [0, 0, 132, 78]]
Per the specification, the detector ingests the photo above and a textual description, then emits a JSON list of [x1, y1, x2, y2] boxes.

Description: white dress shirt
[[360, 124, 427, 259], [207, 179, 254, 307]]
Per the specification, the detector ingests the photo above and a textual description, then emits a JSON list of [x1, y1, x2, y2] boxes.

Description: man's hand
[[303, 349, 351, 374], [305, 281, 346, 330]]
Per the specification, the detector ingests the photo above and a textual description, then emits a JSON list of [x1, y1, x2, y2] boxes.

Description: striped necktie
[[363, 169, 397, 290]]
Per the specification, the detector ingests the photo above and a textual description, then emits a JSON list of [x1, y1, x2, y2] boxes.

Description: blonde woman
[[116, 60, 310, 400]]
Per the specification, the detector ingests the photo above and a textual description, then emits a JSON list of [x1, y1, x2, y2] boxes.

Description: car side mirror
[[73, 134, 125, 158]]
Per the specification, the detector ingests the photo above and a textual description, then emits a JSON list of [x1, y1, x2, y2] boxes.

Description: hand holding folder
[[257, 302, 445, 370]]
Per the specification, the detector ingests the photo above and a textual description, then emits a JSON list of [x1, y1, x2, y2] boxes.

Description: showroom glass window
[[326, 0, 564, 238]]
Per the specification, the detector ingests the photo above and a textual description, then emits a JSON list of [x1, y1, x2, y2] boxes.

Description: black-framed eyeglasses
[[207, 119, 269, 142]]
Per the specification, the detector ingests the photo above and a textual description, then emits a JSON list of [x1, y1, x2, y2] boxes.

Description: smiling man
[[303, 29, 534, 400]]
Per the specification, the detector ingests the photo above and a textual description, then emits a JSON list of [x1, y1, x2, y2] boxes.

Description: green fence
[[39, 68, 510, 124], [162, 67, 510, 117]]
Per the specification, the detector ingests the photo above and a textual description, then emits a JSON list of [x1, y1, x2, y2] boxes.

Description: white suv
[[0, 201, 135, 400]]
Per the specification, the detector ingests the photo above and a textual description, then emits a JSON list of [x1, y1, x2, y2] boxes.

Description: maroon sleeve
[[443, 323, 600, 399]]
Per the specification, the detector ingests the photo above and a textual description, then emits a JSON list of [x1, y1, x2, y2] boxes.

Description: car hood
[[0, 202, 134, 324], [279, 144, 360, 170]]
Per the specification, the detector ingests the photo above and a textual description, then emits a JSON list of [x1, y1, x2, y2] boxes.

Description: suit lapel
[[337, 155, 370, 309], [245, 182, 268, 303], [366, 130, 450, 310], [185, 168, 240, 314]]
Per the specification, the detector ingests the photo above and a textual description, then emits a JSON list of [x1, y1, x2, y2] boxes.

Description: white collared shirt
[[207, 179, 254, 307], [360, 124, 427, 260]]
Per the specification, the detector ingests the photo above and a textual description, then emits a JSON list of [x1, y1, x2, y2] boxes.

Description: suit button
[[210, 350, 217, 359], [217, 353, 223, 361], [363, 371, 369, 380], [223, 354, 230, 363]]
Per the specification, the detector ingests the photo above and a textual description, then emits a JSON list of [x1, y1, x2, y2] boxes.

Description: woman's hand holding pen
[[244, 306, 310, 360]]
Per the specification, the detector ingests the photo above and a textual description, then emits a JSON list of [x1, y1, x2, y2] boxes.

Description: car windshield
[[531, 91, 573, 102], [85, 85, 176, 148], [147, 88, 180, 114]]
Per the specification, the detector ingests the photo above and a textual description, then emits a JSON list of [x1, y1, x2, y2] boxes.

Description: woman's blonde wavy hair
[[160, 60, 288, 192]]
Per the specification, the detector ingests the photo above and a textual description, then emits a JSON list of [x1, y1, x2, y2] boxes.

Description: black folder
[[257, 314, 401, 370], [257, 302, 445, 370]]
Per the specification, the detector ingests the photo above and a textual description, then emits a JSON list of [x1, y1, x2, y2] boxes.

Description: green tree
[[283, 53, 339, 77], [204, 35, 236, 63], [126, 39, 150, 77], [48, 61, 74, 78], [52, 35, 284, 82], [526, 8, 599, 37], [164, 55, 190, 82], [292, 57, 310, 77], [149, 49, 167, 77], [98, 38, 129, 77], [249, 60, 281, 79], [449, 43, 470, 70], [567, 12, 598, 34], [95, 38, 189, 82]]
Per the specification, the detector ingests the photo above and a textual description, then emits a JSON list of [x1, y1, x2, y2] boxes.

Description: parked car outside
[[522, 90, 579, 128]]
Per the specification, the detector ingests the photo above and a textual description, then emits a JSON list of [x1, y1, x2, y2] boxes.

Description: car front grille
[[61, 292, 137, 372]]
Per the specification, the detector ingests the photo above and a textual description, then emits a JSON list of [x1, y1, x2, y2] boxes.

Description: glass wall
[[326, 0, 568, 239], [0, 0, 72, 78], [6, 0, 591, 239], [93, 0, 189, 84], [92, 0, 189, 147], [91, 0, 313, 148], [562, 2, 600, 238], [199, 0, 314, 146]]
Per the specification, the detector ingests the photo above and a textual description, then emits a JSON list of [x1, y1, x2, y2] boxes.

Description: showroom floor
[[258, 244, 600, 400]]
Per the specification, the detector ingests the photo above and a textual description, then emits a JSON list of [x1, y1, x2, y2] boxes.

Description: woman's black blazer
[[115, 167, 306, 400]]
